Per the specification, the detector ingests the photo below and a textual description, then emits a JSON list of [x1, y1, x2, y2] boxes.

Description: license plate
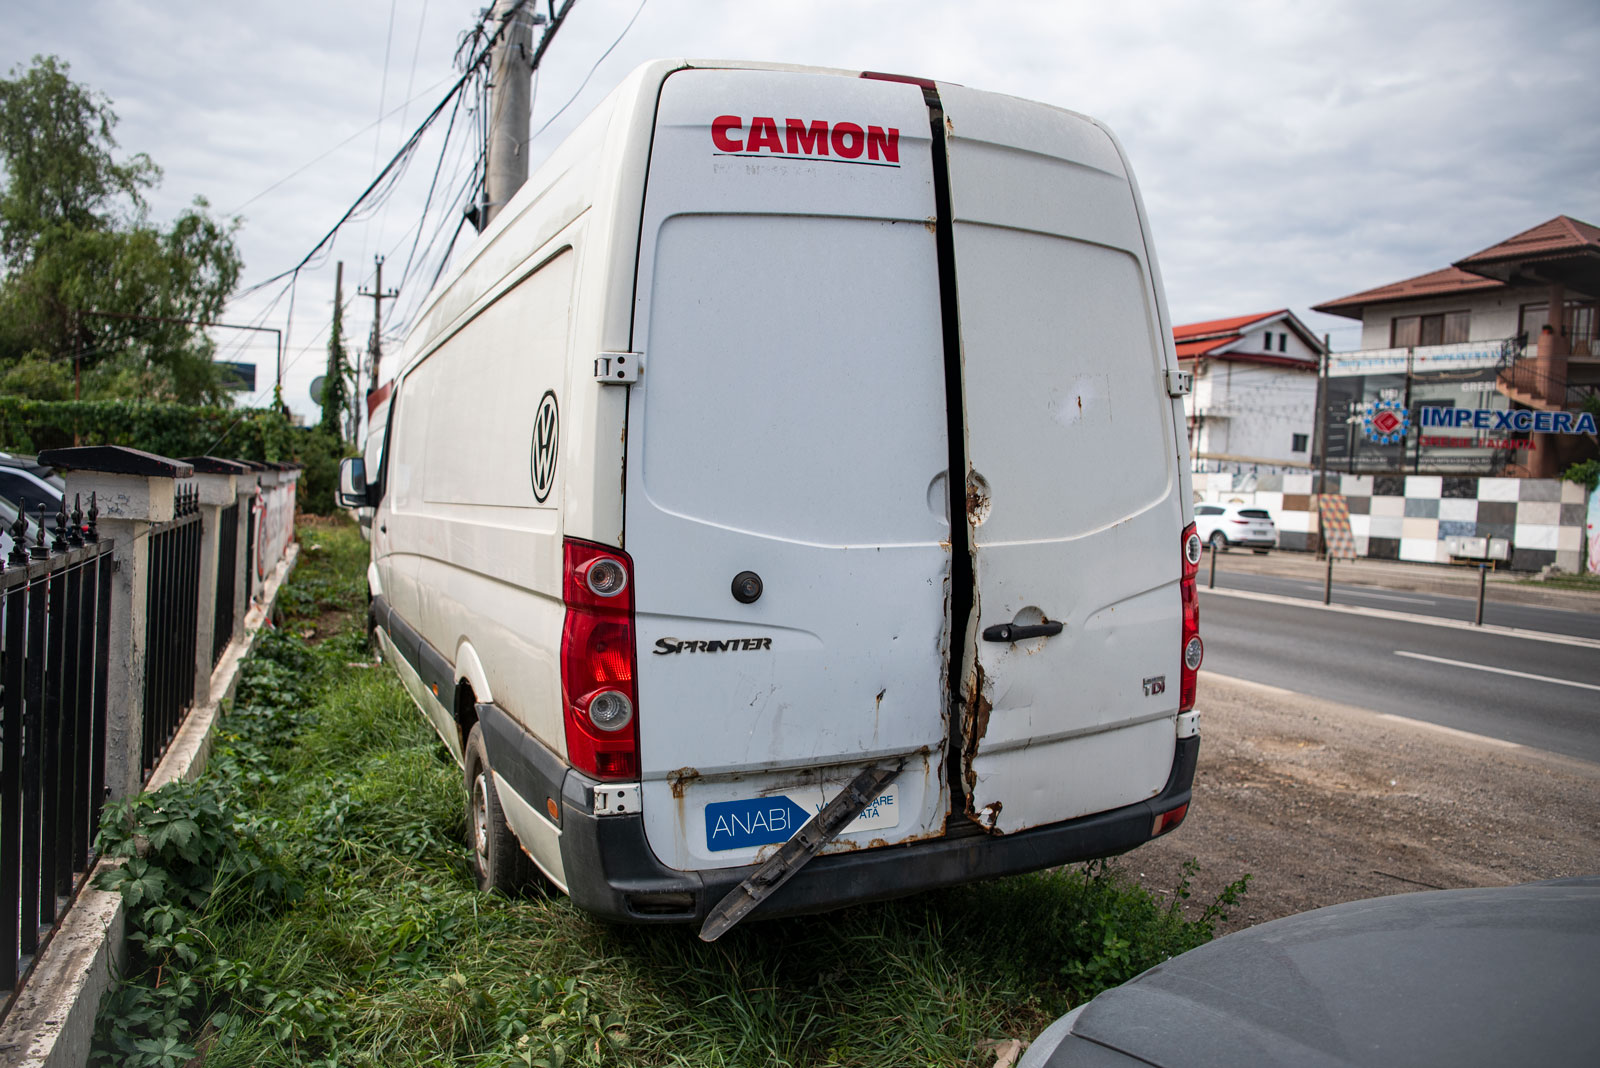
[[703, 783, 901, 852]]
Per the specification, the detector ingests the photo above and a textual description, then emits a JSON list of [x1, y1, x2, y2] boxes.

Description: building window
[[1391, 311, 1469, 347], [1519, 300, 1597, 356], [1278, 333, 1287, 353], [1263, 331, 1273, 351], [1291, 433, 1308, 453]]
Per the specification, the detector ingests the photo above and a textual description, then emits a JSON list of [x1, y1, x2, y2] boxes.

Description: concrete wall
[[1188, 357, 1319, 469], [1194, 470, 1588, 572]]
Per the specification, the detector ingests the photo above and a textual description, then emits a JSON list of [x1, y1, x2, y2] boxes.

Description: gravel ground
[[1118, 671, 1600, 935]]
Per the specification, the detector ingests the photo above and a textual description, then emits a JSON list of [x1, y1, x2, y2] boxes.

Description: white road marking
[[1198, 586, 1600, 650], [1394, 651, 1600, 692], [1374, 713, 1523, 749]]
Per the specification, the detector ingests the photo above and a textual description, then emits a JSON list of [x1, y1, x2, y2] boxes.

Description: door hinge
[[1165, 368, 1193, 397], [594, 352, 641, 384]]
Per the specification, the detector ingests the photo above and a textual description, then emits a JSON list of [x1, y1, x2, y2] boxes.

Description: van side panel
[[939, 85, 1182, 834], [386, 246, 577, 754]]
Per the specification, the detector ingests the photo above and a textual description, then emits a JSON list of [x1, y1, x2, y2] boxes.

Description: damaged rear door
[[937, 85, 1185, 834], [626, 67, 955, 873]]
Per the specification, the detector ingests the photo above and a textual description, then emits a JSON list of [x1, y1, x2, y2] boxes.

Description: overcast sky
[[5, 0, 1599, 421]]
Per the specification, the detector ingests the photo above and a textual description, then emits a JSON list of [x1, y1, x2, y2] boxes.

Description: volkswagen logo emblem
[[531, 390, 559, 502]]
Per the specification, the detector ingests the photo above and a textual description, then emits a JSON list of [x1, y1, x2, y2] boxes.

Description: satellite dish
[[309, 375, 326, 404]]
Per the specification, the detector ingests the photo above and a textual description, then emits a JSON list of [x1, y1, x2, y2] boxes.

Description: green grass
[[92, 516, 1244, 1068]]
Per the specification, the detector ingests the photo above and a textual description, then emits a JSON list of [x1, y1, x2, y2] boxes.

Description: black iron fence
[[2, 497, 114, 993], [212, 500, 239, 666], [142, 487, 202, 779]]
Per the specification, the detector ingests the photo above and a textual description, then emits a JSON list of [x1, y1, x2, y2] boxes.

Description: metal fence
[[212, 500, 239, 666], [141, 487, 202, 779], [1, 498, 114, 993]]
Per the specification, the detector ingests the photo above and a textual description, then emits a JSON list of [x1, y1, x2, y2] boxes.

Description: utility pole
[[1315, 333, 1331, 556], [359, 255, 398, 397], [482, 0, 574, 229]]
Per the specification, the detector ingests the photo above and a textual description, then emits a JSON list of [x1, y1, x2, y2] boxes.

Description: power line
[[232, 0, 533, 302], [525, 0, 647, 148]]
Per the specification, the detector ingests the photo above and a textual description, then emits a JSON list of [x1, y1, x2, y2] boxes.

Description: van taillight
[[1180, 523, 1203, 713], [561, 539, 640, 780]]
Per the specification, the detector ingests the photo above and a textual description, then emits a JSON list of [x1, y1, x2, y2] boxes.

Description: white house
[[1173, 309, 1325, 473]]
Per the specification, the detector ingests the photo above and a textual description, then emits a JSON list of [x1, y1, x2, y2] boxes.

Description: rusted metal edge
[[698, 760, 905, 942]]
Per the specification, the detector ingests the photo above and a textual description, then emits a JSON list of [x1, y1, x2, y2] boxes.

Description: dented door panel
[[938, 84, 1186, 834]]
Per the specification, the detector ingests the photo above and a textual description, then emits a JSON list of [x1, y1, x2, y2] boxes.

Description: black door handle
[[982, 621, 1063, 643]]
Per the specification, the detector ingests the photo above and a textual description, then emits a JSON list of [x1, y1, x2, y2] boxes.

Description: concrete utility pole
[[483, 0, 575, 229], [484, 0, 536, 229], [359, 255, 398, 395]]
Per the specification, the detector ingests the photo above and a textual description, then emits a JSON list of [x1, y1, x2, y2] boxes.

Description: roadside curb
[[0, 545, 300, 1068], [1199, 584, 1600, 650]]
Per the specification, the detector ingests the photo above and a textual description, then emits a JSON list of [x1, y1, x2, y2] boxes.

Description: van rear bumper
[[556, 736, 1200, 925]]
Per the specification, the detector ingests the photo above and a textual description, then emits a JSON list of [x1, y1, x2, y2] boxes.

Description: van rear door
[[625, 68, 952, 872], [937, 85, 1185, 834]]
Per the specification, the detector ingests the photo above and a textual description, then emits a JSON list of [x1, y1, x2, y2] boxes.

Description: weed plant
[[93, 517, 1247, 1067]]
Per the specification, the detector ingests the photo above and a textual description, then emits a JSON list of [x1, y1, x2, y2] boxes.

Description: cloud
[[4, 0, 1598, 417]]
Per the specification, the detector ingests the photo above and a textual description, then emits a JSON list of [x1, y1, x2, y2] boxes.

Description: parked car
[[1194, 502, 1275, 553], [339, 58, 1203, 934], [0, 493, 48, 560], [1019, 877, 1600, 1067], [0, 452, 66, 525]]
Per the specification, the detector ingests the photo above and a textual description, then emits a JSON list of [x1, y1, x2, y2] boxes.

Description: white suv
[[1195, 503, 1277, 553]]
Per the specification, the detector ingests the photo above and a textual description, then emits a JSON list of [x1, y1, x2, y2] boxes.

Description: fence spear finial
[[69, 494, 84, 547], [32, 505, 51, 559], [6, 514, 25, 565], [85, 492, 99, 543]]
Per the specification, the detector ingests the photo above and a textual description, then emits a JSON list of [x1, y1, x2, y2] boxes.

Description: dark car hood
[[1055, 878, 1600, 1068]]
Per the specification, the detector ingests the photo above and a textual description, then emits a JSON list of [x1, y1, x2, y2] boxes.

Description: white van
[[339, 59, 1204, 934]]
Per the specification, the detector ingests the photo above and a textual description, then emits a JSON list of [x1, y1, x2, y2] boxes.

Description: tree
[[320, 283, 353, 437], [0, 55, 242, 404]]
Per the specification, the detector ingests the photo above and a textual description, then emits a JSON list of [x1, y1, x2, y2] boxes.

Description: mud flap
[[699, 760, 905, 942]]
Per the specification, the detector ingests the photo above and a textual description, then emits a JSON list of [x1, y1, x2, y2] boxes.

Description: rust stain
[[876, 688, 886, 709], [668, 766, 700, 799], [945, 116, 954, 135], [966, 482, 988, 517], [1077, 394, 1083, 412], [924, 216, 938, 234], [867, 838, 890, 849]]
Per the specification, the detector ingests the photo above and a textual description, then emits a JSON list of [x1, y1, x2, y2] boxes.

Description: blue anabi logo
[[705, 796, 811, 851]]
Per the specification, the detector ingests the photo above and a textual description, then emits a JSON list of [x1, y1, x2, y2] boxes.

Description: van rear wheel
[[464, 724, 537, 895]]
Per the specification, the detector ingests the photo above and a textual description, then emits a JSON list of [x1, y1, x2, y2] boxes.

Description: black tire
[[1208, 531, 1229, 552], [1253, 548, 1270, 555], [464, 724, 538, 895]]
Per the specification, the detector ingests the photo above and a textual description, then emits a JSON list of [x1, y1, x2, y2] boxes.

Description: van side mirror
[[337, 457, 369, 509]]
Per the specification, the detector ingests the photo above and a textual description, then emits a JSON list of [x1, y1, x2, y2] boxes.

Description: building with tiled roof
[[1173, 309, 1325, 474], [1313, 214, 1599, 480]]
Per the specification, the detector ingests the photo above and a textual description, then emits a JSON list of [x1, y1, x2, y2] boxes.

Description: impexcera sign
[[1418, 407, 1598, 435]]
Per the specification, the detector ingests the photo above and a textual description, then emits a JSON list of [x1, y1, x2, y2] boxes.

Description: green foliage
[[319, 287, 353, 438], [0, 395, 293, 458], [1563, 457, 1599, 493], [0, 395, 350, 513], [0, 56, 242, 404], [94, 517, 1250, 1067]]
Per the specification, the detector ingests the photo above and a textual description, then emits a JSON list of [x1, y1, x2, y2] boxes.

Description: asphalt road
[[1203, 568, 1600, 640], [1199, 591, 1600, 763]]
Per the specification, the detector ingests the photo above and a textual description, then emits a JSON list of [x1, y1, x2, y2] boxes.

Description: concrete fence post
[[231, 477, 255, 639], [36, 447, 193, 802], [182, 458, 251, 707]]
